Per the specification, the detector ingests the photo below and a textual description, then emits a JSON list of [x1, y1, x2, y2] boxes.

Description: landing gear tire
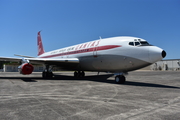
[[74, 71, 78, 77], [81, 71, 85, 77], [42, 65, 53, 78], [74, 71, 85, 77], [42, 71, 53, 78], [115, 75, 126, 84], [42, 71, 46, 78], [49, 71, 53, 78]]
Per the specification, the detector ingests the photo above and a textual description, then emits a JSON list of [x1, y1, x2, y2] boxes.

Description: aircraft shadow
[[0, 74, 179, 89], [0, 77, 39, 82], [124, 81, 180, 89], [54, 74, 180, 89]]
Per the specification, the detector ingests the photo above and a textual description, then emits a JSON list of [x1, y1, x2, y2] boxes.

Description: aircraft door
[[93, 47, 97, 57], [93, 40, 100, 57]]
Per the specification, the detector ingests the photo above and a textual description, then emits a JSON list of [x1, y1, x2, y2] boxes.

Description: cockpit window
[[129, 42, 134, 46], [129, 40, 152, 47], [140, 41, 150, 46], [129, 42, 140, 46], [135, 42, 140, 46]]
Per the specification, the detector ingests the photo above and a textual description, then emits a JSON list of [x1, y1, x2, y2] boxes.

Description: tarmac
[[0, 71, 180, 120]]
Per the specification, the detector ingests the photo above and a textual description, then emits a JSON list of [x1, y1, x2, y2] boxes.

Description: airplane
[[0, 31, 166, 84]]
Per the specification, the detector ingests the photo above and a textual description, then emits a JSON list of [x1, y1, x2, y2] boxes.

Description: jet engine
[[18, 63, 34, 75]]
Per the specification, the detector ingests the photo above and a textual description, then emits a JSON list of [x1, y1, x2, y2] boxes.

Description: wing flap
[[27, 58, 79, 64]]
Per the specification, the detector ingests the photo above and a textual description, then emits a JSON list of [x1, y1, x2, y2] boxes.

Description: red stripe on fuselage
[[40, 45, 121, 58]]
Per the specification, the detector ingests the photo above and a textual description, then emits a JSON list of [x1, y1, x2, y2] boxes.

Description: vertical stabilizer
[[37, 31, 45, 56]]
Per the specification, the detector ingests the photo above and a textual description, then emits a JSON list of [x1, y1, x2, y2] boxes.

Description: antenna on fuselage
[[99, 36, 102, 39]]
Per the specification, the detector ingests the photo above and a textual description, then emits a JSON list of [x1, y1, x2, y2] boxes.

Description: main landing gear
[[42, 65, 53, 78], [74, 71, 85, 77], [115, 75, 126, 84]]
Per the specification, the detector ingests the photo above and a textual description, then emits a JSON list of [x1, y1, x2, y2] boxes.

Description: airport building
[[3, 64, 44, 72], [141, 59, 180, 71], [150, 59, 180, 71]]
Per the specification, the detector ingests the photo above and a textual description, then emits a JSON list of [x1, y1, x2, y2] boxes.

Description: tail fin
[[37, 31, 45, 56]]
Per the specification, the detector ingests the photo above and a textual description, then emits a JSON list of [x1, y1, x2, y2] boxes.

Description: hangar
[[150, 59, 180, 71], [142, 59, 180, 71], [3, 64, 44, 72]]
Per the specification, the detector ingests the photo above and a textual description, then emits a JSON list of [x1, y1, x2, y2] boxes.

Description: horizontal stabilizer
[[14, 54, 35, 58]]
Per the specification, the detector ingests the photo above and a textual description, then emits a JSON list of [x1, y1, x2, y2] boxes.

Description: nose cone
[[149, 46, 166, 63], [162, 50, 166, 58]]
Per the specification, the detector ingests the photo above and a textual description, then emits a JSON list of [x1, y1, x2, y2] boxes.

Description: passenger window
[[135, 42, 140, 46], [129, 42, 134, 46]]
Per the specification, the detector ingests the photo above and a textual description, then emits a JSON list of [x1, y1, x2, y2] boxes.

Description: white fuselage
[[38, 36, 165, 72]]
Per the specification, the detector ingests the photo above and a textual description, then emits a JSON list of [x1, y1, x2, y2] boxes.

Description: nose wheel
[[115, 75, 126, 84]]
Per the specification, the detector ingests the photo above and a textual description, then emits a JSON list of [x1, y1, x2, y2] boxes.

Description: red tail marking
[[37, 31, 45, 56]]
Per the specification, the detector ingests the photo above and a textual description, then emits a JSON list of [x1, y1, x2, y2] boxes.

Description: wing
[[14, 54, 35, 58], [0, 56, 79, 65], [0, 56, 22, 62]]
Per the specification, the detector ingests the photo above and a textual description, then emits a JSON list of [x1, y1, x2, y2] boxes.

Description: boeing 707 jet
[[0, 31, 166, 84]]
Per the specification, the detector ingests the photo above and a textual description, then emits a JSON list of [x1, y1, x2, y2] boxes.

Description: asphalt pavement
[[0, 71, 179, 120]]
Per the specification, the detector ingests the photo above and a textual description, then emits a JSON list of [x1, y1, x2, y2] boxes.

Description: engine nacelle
[[18, 63, 34, 75]]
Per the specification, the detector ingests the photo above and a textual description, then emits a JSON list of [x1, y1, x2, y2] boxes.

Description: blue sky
[[0, 0, 180, 59]]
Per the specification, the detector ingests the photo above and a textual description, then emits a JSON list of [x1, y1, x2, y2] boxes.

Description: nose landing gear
[[115, 75, 126, 84], [114, 72, 127, 84]]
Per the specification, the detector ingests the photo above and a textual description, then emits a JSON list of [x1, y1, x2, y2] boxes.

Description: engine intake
[[18, 63, 34, 75]]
